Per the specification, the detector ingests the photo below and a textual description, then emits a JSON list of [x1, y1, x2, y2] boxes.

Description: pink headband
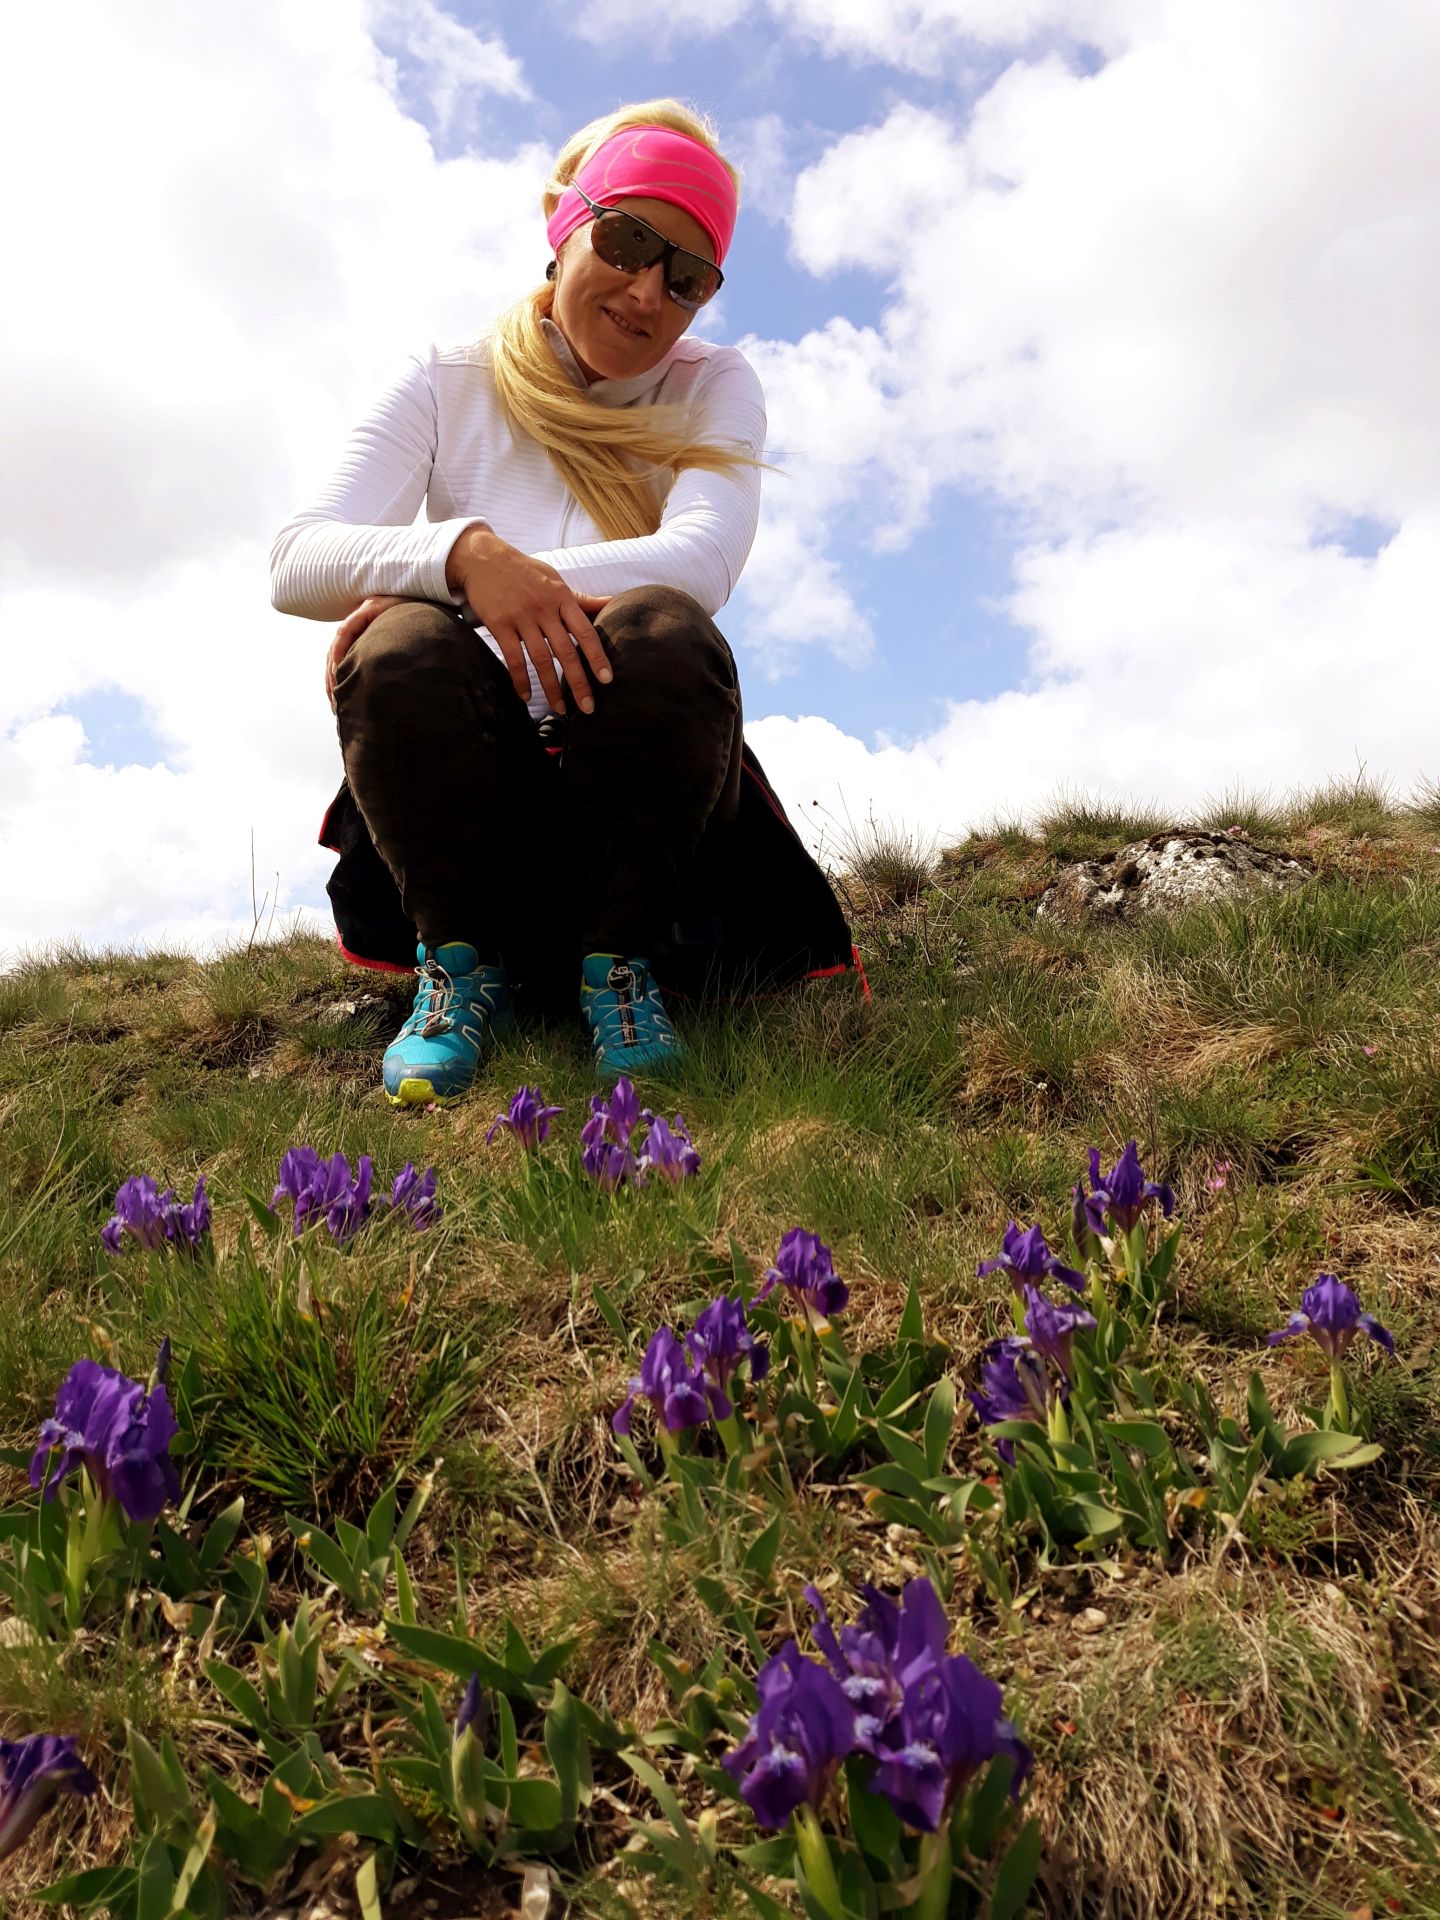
[[546, 124, 738, 268]]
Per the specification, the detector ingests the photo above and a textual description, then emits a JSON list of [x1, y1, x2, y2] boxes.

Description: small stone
[[1074, 1607, 1108, 1634], [318, 994, 381, 1026]]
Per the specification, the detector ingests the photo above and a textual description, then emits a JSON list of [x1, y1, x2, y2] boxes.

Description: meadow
[[0, 777, 1437, 1919]]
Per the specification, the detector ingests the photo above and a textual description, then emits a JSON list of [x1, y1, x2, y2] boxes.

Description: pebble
[[318, 994, 382, 1026]]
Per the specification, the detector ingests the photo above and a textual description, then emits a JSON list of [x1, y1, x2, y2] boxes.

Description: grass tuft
[[1035, 789, 1169, 861]]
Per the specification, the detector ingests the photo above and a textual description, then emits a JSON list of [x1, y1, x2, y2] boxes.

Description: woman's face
[[551, 195, 714, 383]]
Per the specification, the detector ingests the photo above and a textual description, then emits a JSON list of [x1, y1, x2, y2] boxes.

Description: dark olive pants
[[332, 584, 744, 979]]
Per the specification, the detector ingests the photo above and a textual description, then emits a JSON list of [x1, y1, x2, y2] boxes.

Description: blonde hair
[[486, 99, 761, 543]]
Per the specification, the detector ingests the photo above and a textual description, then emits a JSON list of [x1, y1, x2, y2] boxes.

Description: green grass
[[1, 793, 1438, 1915]]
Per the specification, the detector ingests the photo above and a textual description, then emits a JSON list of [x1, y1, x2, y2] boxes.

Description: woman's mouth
[[603, 307, 648, 340]]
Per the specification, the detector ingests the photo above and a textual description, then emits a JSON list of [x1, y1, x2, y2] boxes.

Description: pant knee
[[345, 601, 466, 690], [598, 584, 735, 690]]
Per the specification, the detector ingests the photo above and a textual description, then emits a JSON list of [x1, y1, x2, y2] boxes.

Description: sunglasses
[[571, 183, 724, 313]]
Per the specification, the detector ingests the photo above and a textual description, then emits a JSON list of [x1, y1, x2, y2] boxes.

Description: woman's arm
[[526, 349, 767, 615], [269, 348, 486, 621]]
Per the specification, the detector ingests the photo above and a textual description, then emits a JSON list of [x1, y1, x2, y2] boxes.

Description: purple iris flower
[[485, 1086, 563, 1152], [0, 1734, 97, 1863], [272, 1148, 374, 1243], [1085, 1142, 1175, 1236], [1071, 1180, 1107, 1262], [804, 1578, 942, 1749], [273, 1146, 321, 1215], [804, 1578, 1030, 1833], [581, 1129, 641, 1190], [722, 1640, 857, 1830], [967, 1336, 1052, 1464], [978, 1222, 1086, 1295], [587, 1077, 641, 1151], [755, 1229, 849, 1321], [612, 1327, 711, 1435], [638, 1112, 701, 1184], [1267, 1274, 1395, 1360], [581, 1080, 646, 1187], [685, 1295, 768, 1418], [101, 1175, 169, 1252], [869, 1651, 1032, 1832], [171, 1177, 210, 1248], [29, 1353, 180, 1524], [388, 1163, 440, 1229], [101, 1175, 210, 1254], [455, 1673, 486, 1742], [1021, 1285, 1096, 1378]]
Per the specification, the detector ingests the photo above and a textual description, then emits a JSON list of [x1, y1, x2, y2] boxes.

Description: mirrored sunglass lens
[[593, 214, 662, 272], [670, 257, 719, 306]]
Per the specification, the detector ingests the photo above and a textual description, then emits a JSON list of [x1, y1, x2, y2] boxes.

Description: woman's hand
[[446, 525, 612, 714], [326, 595, 409, 710]]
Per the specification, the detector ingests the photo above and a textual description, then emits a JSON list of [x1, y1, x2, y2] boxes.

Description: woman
[[271, 99, 858, 1108]]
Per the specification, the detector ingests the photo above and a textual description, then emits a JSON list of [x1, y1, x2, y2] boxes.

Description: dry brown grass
[[1022, 1551, 1440, 1919]]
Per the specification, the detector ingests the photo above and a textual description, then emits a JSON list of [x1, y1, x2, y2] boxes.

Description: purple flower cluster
[[756, 1229, 849, 1324], [724, 1578, 1029, 1833], [486, 1086, 563, 1152], [638, 1112, 701, 1185], [685, 1295, 769, 1413], [272, 1149, 439, 1241], [582, 1078, 643, 1189], [0, 1733, 97, 1863], [978, 1222, 1084, 1295], [101, 1175, 210, 1255], [1268, 1274, 1394, 1360], [389, 1162, 440, 1229], [1077, 1141, 1175, 1242], [612, 1295, 768, 1436], [968, 1286, 1094, 1463], [612, 1328, 709, 1435], [580, 1078, 702, 1190], [29, 1353, 179, 1524]]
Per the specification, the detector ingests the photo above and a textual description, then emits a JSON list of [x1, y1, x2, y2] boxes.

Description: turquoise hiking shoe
[[383, 942, 515, 1107], [580, 954, 684, 1078]]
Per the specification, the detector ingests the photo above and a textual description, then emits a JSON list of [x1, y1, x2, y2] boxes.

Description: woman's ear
[[545, 259, 557, 282]]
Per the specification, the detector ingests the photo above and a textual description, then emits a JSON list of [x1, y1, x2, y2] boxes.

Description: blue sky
[[3, 0, 1436, 956]]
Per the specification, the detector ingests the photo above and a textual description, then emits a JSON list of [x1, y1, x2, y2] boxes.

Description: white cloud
[[785, 23, 1440, 526], [364, 0, 531, 136], [728, 113, 798, 225], [751, 513, 1440, 847], [0, 0, 548, 960], [573, 0, 1144, 67]]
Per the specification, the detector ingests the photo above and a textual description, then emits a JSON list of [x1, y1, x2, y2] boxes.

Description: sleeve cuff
[[428, 518, 491, 607]]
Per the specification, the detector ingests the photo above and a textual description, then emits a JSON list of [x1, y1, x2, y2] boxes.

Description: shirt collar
[[541, 316, 679, 405]]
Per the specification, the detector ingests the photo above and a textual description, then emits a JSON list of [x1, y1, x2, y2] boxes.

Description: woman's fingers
[[542, 617, 597, 712], [492, 627, 539, 705], [561, 596, 613, 689], [325, 629, 354, 710], [517, 624, 568, 714]]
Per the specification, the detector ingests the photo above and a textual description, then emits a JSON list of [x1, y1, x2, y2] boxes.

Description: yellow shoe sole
[[385, 1076, 468, 1109]]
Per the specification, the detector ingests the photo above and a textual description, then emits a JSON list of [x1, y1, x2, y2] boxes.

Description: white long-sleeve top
[[270, 319, 767, 718]]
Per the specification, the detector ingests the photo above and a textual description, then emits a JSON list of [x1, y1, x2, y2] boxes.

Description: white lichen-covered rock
[[1036, 830, 1312, 924], [317, 993, 383, 1026]]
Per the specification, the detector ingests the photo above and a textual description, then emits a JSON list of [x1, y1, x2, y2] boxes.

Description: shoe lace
[[403, 955, 501, 1040], [592, 962, 676, 1051]]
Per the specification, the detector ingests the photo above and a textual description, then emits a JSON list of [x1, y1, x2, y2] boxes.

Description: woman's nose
[[626, 260, 667, 312]]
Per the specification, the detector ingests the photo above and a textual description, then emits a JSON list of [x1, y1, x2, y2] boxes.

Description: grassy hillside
[[1, 779, 1437, 1918]]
